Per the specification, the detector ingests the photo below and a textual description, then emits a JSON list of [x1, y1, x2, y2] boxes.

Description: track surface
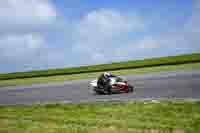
[[0, 71, 200, 105]]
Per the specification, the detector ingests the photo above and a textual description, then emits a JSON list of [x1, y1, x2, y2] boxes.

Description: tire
[[128, 85, 134, 92], [105, 85, 112, 95], [107, 90, 112, 95], [95, 87, 106, 95]]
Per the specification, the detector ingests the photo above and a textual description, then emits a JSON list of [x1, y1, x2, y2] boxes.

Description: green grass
[[0, 53, 200, 80], [0, 62, 200, 87], [0, 101, 199, 133]]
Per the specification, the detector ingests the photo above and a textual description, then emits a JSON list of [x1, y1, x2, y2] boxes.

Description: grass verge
[[0, 62, 200, 87], [0, 101, 199, 133], [1, 53, 200, 80]]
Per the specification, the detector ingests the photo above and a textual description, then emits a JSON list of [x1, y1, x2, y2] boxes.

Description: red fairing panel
[[112, 83, 128, 90]]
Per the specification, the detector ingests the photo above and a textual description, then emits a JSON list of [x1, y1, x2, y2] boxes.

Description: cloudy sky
[[0, 0, 199, 73]]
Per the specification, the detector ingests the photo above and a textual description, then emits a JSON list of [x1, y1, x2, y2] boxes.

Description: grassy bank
[[0, 101, 199, 133], [0, 62, 200, 87], [1, 53, 200, 80]]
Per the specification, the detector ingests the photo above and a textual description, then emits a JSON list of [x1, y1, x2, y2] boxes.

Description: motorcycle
[[89, 76, 134, 95]]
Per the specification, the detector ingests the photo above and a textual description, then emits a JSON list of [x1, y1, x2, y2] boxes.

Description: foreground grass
[[0, 101, 199, 133], [0, 63, 200, 87]]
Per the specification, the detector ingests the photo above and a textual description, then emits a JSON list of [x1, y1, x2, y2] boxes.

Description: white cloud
[[1, 1, 200, 73], [0, 0, 58, 35], [77, 9, 144, 38], [72, 9, 146, 64], [137, 38, 160, 49], [71, 5, 200, 65], [0, 0, 56, 20], [153, 1, 200, 54], [0, 0, 59, 61], [186, 1, 200, 33], [0, 34, 44, 63], [183, 0, 200, 51], [0, 0, 61, 73]]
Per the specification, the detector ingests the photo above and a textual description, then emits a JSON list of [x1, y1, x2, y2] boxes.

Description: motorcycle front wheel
[[128, 85, 134, 92]]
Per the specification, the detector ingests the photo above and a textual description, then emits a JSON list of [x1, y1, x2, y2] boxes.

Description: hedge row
[[0, 53, 200, 80]]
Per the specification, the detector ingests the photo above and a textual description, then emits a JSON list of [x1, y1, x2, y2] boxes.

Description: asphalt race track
[[0, 70, 200, 105]]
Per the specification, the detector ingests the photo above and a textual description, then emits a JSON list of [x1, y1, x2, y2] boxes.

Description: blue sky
[[0, 0, 199, 73]]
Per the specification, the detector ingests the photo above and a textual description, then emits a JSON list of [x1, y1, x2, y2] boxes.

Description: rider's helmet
[[103, 72, 111, 78]]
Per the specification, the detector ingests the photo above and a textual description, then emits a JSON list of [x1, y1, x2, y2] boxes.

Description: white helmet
[[103, 72, 111, 78]]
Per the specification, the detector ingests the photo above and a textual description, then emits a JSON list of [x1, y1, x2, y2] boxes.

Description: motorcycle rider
[[97, 72, 114, 94]]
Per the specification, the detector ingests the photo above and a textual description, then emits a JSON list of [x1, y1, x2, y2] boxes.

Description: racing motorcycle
[[89, 76, 134, 94]]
